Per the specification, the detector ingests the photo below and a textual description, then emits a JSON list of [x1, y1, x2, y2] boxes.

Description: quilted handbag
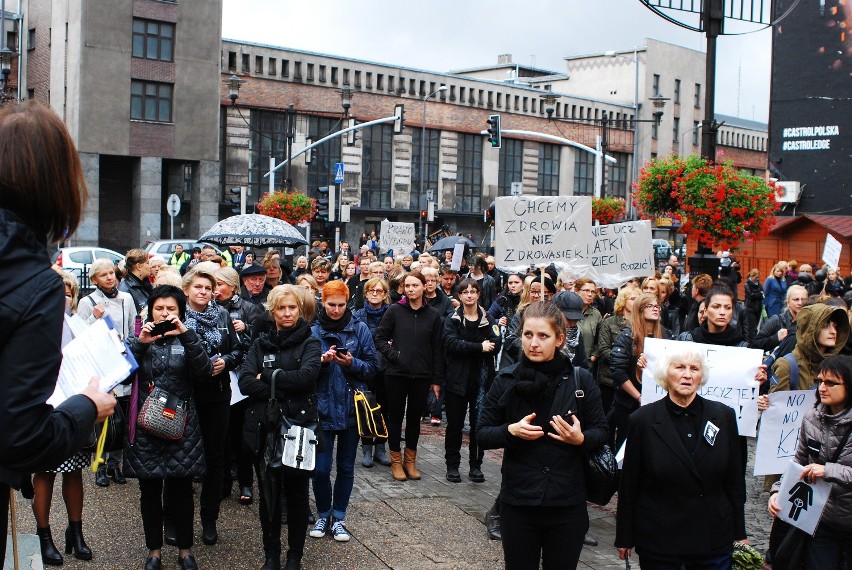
[[137, 387, 188, 441], [354, 389, 388, 439]]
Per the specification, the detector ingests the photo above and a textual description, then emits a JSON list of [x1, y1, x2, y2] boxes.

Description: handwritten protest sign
[[823, 232, 841, 270], [776, 461, 830, 535], [494, 195, 592, 272], [641, 338, 763, 437], [379, 219, 415, 255], [754, 390, 817, 476], [582, 220, 655, 289]]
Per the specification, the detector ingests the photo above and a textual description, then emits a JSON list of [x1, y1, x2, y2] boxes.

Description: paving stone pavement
[[8, 427, 773, 569]]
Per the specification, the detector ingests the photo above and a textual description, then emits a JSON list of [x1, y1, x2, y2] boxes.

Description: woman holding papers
[[77, 257, 138, 487], [0, 101, 115, 565], [768, 355, 852, 570], [126, 285, 212, 570], [615, 344, 747, 568]]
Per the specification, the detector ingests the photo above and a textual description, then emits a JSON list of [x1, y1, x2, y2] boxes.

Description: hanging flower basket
[[256, 190, 316, 226], [632, 154, 777, 251], [592, 197, 627, 225]]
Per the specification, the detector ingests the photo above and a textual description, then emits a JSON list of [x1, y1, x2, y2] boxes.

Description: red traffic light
[[420, 210, 428, 219]]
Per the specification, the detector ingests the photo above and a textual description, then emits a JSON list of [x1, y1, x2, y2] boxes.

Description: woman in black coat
[[442, 278, 501, 484], [615, 345, 747, 568], [478, 301, 608, 569], [0, 101, 116, 564], [239, 285, 321, 570], [126, 286, 213, 570]]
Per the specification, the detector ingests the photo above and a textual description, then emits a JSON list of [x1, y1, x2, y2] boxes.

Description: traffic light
[[483, 202, 495, 223], [420, 209, 427, 220], [486, 114, 501, 149], [229, 187, 245, 215], [316, 186, 336, 222], [394, 104, 405, 134]]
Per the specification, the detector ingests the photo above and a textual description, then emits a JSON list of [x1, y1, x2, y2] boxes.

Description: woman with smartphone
[[126, 285, 212, 570], [478, 301, 608, 568], [308, 280, 378, 542]]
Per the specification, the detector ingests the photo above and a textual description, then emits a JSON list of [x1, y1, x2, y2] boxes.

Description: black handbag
[[263, 369, 324, 473], [94, 397, 126, 452], [571, 368, 618, 506]]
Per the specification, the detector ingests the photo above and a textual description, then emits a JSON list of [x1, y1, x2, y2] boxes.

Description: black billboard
[[770, 0, 852, 215]]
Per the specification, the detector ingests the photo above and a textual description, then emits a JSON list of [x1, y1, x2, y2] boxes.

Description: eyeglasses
[[815, 378, 845, 388], [643, 304, 661, 310], [366, 289, 386, 295]]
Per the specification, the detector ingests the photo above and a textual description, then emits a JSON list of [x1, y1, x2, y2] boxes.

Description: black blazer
[[615, 396, 746, 558]]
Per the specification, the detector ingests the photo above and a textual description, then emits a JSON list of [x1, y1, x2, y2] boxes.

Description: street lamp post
[[419, 85, 447, 245], [606, 48, 642, 216]]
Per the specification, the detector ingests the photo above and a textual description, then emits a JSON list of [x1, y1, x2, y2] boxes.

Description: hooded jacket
[[770, 304, 850, 392], [442, 305, 501, 396], [0, 209, 98, 487], [374, 298, 444, 384]]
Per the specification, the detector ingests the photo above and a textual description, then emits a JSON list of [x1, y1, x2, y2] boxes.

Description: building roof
[[770, 215, 852, 239], [716, 114, 767, 132]]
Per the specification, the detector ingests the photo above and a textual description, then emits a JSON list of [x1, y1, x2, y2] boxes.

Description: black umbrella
[[199, 214, 308, 248], [428, 235, 476, 253]]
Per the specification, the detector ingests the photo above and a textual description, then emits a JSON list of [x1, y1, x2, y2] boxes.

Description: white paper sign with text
[[640, 338, 763, 437], [776, 461, 830, 535], [494, 195, 592, 272], [754, 390, 817, 475], [582, 220, 655, 289], [823, 233, 842, 270], [379, 219, 415, 255]]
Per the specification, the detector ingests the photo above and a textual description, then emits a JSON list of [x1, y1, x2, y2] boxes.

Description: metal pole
[[600, 111, 609, 198], [701, 0, 723, 162], [419, 96, 427, 244], [170, 216, 174, 240], [269, 156, 275, 195], [632, 48, 640, 218], [285, 104, 295, 189]]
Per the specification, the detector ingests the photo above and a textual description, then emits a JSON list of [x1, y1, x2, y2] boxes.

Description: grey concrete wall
[[191, 160, 220, 238], [75, 152, 100, 245], [133, 157, 162, 246]]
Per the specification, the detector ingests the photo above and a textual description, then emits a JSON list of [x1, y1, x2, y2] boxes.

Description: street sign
[[510, 182, 523, 196], [166, 194, 181, 217], [334, 162, 345, 183]]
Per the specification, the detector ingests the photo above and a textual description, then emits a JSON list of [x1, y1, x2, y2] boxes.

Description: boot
[[64, 521, 93, 560], [94, 465, 109, 488], [261, 552, 281, 570], [389, 450, 407, 481], [484, 505, 501, 541], [361, 443, 374, 468], [373, 442, 391, 466], [37, 526, 64, 566], [402, 447, 421, 480], [107, 465, 127, 484]]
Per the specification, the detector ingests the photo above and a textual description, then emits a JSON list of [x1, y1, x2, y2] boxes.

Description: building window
[[131, 19, 174, 62], [498, 139, 524, 197], [456, 134, 482, 213], [281, 60, 289, 77], [255, 56, 263, 74], [674, 79, 681, 104], [573, 151, 594, 196], [411, 128, 440, 209], [268, 58, 276, 76], [693, 121, 700, 146], [307, 116, 342, 195], [652, 74, 660, 97], [241, 54, 250, 73], [538, 144, 560, 196], [609, 152, 629, 199], [227, 51, 236, 70], [27, 28, 35, 50], [361, 124, 393, 210], [694, 83, 701, 108], [673, 117, 680, 143], [130, 80, 173, 122], [248, 110, 288, 196]]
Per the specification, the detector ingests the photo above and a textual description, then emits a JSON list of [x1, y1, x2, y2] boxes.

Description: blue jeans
[[311, 426, 360, 521], [806, 523, 852, 570]]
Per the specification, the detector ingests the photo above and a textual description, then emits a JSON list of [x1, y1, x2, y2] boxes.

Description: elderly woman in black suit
[[615, 345, 748, 569]]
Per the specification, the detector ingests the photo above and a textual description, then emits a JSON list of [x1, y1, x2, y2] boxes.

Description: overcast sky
[[222, 0, 772, 122]]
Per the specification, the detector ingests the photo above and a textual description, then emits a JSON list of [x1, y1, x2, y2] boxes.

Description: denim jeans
[[806, 523, 852, 570], [311, 426, 360, 521]]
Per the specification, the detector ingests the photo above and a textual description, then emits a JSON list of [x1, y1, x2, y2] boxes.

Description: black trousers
[[384, 375, 430, 452], [139, 477, 194, 550], [0, 483, 8, 564], [196, 399, 230, 525], [500, 503, 588, 570], [255, 462, 309, 559], [225, 398, 254, 488], [444, 388, 483, 469]]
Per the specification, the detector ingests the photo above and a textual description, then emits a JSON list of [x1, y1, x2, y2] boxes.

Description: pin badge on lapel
[[703, 421, 719, 446]]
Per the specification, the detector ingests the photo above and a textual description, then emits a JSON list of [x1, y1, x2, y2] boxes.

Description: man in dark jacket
[[240, 264, 271, 306]]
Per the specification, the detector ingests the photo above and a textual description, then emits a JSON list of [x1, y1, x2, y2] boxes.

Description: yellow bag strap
[[90, 416, 109, 473]]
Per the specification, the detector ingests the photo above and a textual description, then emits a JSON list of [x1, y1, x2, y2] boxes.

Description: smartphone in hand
[[150, 320, 177, 337]]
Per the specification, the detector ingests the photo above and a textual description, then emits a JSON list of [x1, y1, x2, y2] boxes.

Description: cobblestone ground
[[8, 429, 773, 569]]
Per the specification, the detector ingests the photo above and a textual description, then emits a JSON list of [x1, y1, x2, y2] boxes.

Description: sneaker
[[330, 520, 350, 542], [309, 517, 329, 538], [430, 416, 441, 426]]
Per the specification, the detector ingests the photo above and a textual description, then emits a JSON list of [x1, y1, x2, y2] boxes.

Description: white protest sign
[[641, 338, 763, 437], [581, 220, 655, 289], [450, 242, 465, 272], [229, 371, 247, 405], [776, 461, 830, 535], [494, 195, 592, 272], [379, 219, 415, 255], [754, 390, 817, 476], [822, 233, 842, 270]]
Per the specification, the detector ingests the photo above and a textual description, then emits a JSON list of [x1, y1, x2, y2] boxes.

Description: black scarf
[[317, 306, 353, 334], [98, 286, 119, 299], [185, 302, 223, 355], [507, 353, 569, 428], [689, 322, 744, 346], [265, 318, 311, 349]]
